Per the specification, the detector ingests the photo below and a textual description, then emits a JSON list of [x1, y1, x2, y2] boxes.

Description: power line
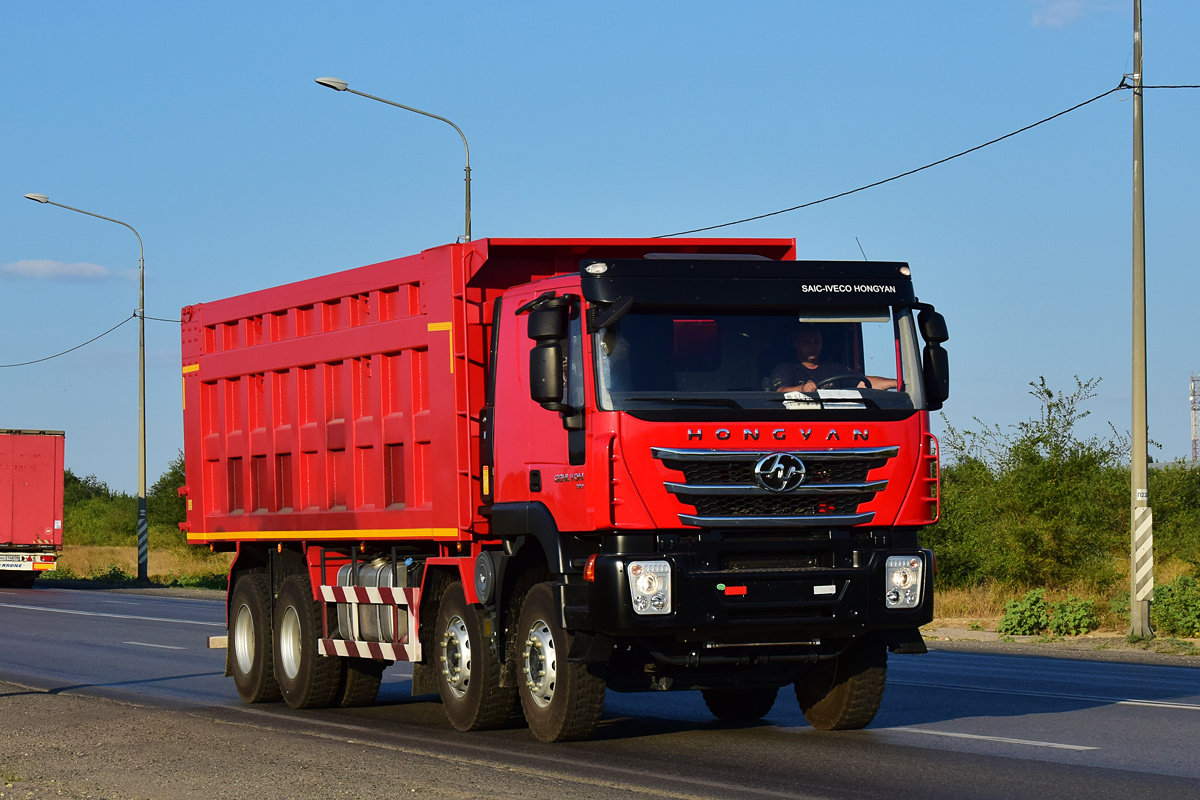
[[657, 81, 1149, 238], [140, 313, 182, 323], [0, 314, 135, 368]]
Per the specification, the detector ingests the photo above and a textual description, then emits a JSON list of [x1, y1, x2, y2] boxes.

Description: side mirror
[[917, 309, 949, 344], [528, 306, 567, 342], [530, 341, 564, 406], [922, 343, 950, 411], [525, 298, 575, 415]]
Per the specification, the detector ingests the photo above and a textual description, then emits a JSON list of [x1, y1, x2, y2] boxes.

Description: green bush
[[999, 589, 1050, 635], [64, 494, 138, 546], [62, 454, 188, 547], [148, 450, 187, 527], [1152, 575, 1200, 638], [1049, 595, 1100, 635], [927, 377, 1130, 590], [1110, 594, 1131, 624]]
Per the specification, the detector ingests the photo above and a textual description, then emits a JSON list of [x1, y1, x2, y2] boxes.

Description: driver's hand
[[776, 381, 816, 393]]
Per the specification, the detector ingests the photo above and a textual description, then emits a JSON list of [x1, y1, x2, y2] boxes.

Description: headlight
[[627, 561, 672, 615], [884, 555, 924, 609]]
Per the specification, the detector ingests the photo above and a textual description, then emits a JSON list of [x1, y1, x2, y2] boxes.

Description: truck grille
[[652, 446, 897, 528]]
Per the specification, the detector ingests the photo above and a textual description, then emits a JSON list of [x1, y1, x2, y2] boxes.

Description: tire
[[435, 582, 515, 730], [0, 572, 36, 589], [229, 573, 281, 703], [274, 574, 342, 709], [338, 658, 385, 707], [516, 583, 606, 742], [795, 639, 887, 731], [702, 687, 779, 722]]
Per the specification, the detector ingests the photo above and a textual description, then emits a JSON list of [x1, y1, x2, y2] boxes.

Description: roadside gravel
[[0, 681, 643, 800]]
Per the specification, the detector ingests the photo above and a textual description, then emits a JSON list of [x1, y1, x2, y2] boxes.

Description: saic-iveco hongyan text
[[179, 238, 950, 741]]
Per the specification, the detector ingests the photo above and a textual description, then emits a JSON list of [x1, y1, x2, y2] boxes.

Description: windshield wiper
[[623, 396, 744, 409]]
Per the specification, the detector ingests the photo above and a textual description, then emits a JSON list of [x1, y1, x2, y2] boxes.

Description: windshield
[[593, 308, 923, 412]]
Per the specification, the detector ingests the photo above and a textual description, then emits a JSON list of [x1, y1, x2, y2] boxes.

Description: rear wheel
[[702, 687, 778, 722], [338, 658, 385, 707], [0, 572, 36, 589], [230, 573, 281, 703], [796, 639, 887, 730], [516, 583, 606, 742], [435, 582, 515, 730], [274, 574, 341, 709]]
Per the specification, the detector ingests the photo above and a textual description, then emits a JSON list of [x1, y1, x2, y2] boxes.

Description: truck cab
[[481, 253, 948, 725]]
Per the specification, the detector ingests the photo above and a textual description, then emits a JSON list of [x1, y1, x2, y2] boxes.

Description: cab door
[[491, 281, 590, 531]]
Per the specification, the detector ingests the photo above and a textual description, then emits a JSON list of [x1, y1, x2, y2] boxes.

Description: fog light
[[649, 593, 667, 611], [884, 554, 924, 609]]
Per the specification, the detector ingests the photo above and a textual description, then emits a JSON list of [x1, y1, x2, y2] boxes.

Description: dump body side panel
[[181, 244, 496, 544]]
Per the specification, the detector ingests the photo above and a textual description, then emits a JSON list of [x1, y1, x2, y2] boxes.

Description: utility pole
[[1129, 0, 1153, 637]]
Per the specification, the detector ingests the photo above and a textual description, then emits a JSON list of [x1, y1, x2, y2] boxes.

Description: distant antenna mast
[[1191, 373, 1200, 461]]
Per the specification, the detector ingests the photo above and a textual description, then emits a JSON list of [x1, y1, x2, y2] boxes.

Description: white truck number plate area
[[0, 555, 24, 562]]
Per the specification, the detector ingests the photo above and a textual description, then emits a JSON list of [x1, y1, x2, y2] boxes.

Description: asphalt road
[[2, 584, 1199, 799]]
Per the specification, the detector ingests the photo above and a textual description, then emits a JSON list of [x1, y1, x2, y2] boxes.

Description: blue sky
[[3, 1, 1198, 490]]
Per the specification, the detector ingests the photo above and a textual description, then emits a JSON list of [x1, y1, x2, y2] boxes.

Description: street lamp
[[23, 192, 150, 583], [315, 77, 472, 242]]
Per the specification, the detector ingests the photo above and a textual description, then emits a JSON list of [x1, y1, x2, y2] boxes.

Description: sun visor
[[579, 259, 916, 308]]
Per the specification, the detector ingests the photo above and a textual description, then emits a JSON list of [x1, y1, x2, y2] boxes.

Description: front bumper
[[563, 547, 933, 643]]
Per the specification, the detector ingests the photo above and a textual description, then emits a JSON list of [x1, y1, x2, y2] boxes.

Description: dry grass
[[56, 545, 232, 583], [932, 557, 1198, 632]]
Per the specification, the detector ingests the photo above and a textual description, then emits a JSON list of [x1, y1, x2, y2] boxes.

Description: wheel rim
[[522, 618, 557, 709], [439, 614, 472, 699], [279, 605, 302, 681], [232, 603, 254, 675]]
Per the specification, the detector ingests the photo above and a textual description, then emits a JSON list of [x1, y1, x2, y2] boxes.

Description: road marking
[[123, 641, 187, 650], [891, 679, 1200, 711], [0, 602, 222, 627], [885, 727, 1098, 751]]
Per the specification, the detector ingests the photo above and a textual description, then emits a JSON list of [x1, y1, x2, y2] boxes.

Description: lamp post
[[23, 193, 150, 583], [315, 77, 472, 242]]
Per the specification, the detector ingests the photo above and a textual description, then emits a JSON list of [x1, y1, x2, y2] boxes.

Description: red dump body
[[0, 430, 64, 577]]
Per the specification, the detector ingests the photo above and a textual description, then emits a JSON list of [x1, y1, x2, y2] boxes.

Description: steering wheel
[[815, 373, 871, 390]]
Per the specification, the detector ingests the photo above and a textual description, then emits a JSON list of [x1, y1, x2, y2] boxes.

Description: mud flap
[[883, 628, 928, 654]]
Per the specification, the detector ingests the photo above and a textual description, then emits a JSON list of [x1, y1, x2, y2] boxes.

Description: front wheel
[[795, 639, 887, 730], [435, 582, 515, 730], [516, 583, 606, 742]]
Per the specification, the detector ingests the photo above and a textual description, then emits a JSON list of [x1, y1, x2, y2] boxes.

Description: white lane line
[[123, 641, 187, 650], [885, 727, 1098, 751], [0, 602, 222, 627], [891, 679, 1200, 711]]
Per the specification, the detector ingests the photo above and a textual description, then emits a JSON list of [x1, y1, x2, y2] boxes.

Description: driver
[[769, 325, 897, 393]]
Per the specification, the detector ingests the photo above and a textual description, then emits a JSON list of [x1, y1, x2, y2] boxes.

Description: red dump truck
[[0, 429, 64, 588], [181, 238, 949, 741]]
